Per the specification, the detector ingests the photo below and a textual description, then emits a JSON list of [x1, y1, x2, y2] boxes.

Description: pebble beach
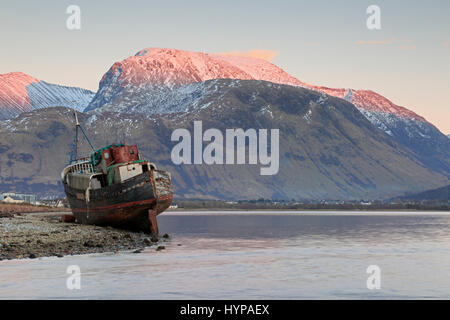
[[0, 212, 168, 261]]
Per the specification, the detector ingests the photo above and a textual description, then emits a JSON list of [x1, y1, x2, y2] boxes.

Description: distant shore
[[167, 207, 450, 212], [0, 212, 169, 261], [169, 201, 449, 211]]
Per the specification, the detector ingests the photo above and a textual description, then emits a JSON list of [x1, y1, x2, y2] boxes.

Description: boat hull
[[64, 170, 173, 234]]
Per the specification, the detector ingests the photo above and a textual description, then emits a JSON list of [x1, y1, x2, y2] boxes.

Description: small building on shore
[[1, 196, 25, 204], [0, 193, 37, 205]]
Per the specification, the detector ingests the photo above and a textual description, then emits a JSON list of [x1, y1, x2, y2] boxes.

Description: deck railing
[[68, 159, 94, 174]]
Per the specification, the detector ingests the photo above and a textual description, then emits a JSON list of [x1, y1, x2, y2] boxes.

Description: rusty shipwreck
[[61, 112, 173, 236]]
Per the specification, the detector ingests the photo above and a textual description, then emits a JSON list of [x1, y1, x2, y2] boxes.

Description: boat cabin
[[62, 144, 156, 191]]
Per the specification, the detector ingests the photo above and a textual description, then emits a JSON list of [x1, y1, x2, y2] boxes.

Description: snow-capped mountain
[[311, 86, 449, 175], [85, 47, 449, 175], [2, 82, 448, 199], [85, 48, 428, 129], [0, 72, 95, 120], [85, 48, 308, 112]]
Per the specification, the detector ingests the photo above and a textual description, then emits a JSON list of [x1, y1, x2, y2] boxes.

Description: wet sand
[[0, 213, 168, 261]]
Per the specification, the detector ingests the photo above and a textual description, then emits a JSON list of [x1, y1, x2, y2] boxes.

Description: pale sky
[[0, 0, 449, 133]]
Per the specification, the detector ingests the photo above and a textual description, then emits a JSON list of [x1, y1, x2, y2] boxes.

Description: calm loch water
[[1, 211, 449, 299]]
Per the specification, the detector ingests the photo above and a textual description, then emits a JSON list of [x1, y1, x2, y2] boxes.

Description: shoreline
[[166, 207, 450, 212], [0, 212, 168, 261], [2, 208, 448, 261]]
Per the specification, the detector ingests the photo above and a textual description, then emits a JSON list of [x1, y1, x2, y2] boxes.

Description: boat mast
[[69, 110, 95, 163]]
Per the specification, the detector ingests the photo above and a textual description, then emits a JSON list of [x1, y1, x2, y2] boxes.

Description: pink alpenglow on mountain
[[0, 72, 94, 120], [309, 85, 426, 122], [86, 47, 449, 175], [86, 48, 310, 111], [0, 72, 39, 118], [87, 47, 425, 123], [102, 47, 306, 88]]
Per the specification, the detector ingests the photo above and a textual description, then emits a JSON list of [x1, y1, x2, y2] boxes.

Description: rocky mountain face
[[0, 72, 94, 120], [312, 87, 450, 175], [85, 48, 307, 112], [1, 48, 448, 199], [85, 48, 449, 176], [0, 80, 448, 199]]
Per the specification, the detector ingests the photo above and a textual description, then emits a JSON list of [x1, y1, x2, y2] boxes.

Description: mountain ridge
[[84, 47, 449, 176], [1, 80, 448, 199], [1, 49, 448, 199], [0, 72, 95, 120], [86, 47, 428, 122]]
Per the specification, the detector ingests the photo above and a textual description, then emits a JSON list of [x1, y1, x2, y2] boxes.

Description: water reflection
[[159, 212, 450, 244], [1, 212, 449, 299]]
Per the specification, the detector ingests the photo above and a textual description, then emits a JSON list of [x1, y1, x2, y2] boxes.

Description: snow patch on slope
[[26, 81, 94, 112], [91, 79, 237, 116], [0, 72, 94, 119]]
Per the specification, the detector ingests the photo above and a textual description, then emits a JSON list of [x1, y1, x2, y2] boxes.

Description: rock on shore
[[0, 213, 168, 261]]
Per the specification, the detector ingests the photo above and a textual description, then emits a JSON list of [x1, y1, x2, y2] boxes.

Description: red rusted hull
[[63, 170, 173, 235]]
